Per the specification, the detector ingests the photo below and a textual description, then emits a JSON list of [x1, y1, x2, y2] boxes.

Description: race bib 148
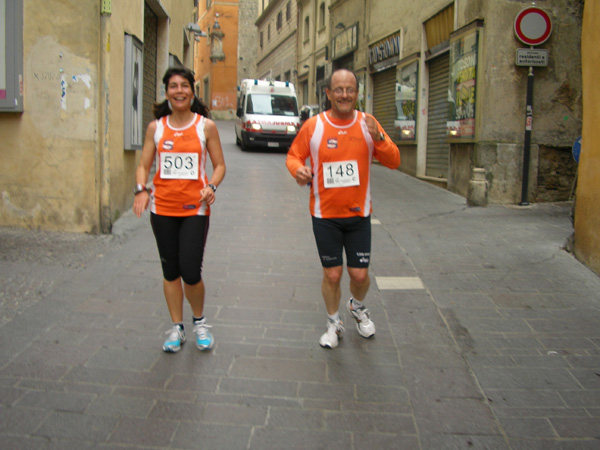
[[323, 160, 359, 188]]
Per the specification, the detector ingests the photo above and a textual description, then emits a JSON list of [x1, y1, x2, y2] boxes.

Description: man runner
[[286, 68, 400, 348]]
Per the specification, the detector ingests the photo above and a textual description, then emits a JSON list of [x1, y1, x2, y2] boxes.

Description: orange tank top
[[150, 114, 211, 217]]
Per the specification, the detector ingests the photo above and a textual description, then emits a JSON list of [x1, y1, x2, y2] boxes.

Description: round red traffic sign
[[514, 7, 552, 46]]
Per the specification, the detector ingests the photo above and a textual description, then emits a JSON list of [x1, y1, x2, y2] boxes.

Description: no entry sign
[[514, 7, 552, 46]]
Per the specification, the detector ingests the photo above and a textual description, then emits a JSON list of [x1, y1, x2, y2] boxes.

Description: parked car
[[299, 104, 319, 128]]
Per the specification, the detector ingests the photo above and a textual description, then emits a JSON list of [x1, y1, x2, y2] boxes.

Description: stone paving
[[0, 120, 599, 449]]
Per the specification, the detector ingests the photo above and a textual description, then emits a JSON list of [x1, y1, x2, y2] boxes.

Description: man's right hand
[[295, 166, 313, 186]]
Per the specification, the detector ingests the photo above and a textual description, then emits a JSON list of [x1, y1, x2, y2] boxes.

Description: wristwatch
[[207, 184, 217, 193], [133, 184, 147, 195], [378, 132, 385, 141]]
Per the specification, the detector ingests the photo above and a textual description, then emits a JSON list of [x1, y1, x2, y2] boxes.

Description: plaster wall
[[0, 1, 101, 232], [0, 0, 195, 233], [196, 3, 240, 119], [574, 1, 600, 275]]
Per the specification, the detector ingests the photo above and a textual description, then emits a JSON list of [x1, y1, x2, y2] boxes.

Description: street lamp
[[186, 22, 208, 38]]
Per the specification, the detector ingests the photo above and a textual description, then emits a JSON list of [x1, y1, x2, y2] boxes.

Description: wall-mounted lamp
[[335, 22, 346, 29], [186, 23, 208, 38]]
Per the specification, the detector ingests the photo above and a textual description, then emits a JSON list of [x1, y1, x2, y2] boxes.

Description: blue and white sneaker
[[193, 320, 214, 351], [163, 325, 185, 353]]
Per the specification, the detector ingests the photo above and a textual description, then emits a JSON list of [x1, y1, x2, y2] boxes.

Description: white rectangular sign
[[516, 48, 549, 67]]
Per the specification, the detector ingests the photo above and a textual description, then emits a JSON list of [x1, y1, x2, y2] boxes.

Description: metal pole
[[520, 66, 534, 206]]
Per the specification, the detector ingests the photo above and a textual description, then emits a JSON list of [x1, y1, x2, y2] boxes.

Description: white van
[[235, 79, 300, 151]]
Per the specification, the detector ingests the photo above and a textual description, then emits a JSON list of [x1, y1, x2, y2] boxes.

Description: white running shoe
[[193, 320, 214, 351], [319, 319, 344, 349], [163, 325, 186, 353], [347, 299, 376, 338]]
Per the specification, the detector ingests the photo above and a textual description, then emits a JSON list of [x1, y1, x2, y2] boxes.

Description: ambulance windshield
[[247, 94, 298, 116]]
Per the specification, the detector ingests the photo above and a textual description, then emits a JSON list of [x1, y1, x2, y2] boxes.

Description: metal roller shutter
[[372, 68, 397, 139], [426, 53, 450, 179]]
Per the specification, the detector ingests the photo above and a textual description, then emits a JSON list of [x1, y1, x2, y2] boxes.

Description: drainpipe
[[99, 2, 112, 233]]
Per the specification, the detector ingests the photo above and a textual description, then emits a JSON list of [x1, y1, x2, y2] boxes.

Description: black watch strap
[[208, 184, 217, 193]]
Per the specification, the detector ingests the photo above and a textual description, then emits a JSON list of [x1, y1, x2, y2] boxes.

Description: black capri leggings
[[150, 213, 210, 285]]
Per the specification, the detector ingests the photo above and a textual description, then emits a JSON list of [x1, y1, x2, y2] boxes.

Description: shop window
[[395, 60, 419, 141], [0, 0, 23, 112], [447, 21, 482, 140]]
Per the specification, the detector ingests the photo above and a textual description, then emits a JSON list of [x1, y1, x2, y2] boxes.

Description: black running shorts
[[150, 213, 209, 285], [311, 216, 371, 268]]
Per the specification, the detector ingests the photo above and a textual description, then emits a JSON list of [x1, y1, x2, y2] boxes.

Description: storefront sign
[[331, 24, 358, 60], [369, 32, 401, 66]]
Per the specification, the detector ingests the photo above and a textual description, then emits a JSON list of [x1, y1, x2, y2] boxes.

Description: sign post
[[514, 6, 552, 205]]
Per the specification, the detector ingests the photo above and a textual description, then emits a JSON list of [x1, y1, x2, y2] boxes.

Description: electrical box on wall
[[101, 0, 112, 15]]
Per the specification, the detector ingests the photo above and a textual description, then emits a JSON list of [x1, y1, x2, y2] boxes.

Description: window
[[123, 34, 144, 150], [206, 0, 212, 8], [247, 93, 298, 116], [268, 23, 271, 40], [260, 31, 264, 49], [319, 3, 325, 29], [395, 60, 419, 141], [286, 1, 291, 21], [0, 0, 23, 112], [304, 16, 310, 41], [277, 11, 282, 30]]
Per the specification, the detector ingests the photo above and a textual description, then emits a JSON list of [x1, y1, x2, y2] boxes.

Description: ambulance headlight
[[251, 123, 262, 131], [287, 125, 297, 134]]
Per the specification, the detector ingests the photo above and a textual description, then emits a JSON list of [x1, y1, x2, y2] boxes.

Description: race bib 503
[[160, 152, 199, 180]]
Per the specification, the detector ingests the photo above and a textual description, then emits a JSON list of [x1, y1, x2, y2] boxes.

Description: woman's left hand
[[200, 186, 216, 206]]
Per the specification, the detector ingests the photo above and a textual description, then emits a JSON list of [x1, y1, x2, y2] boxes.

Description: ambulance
[[235, 79, 300, 151]]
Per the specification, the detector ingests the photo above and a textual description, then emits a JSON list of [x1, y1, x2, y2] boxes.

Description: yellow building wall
[[0, 1, 102, 232], [574, 2, 600, 275], [0, 0, 194, 233]]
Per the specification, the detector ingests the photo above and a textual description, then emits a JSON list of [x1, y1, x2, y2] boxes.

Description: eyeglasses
[[331, 87, 357, 95]]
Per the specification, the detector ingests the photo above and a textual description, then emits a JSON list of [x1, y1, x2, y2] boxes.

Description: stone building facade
[[255, 0, 297, 83], [0, 0, 196, 233], [316, 0, 583, 205], [296, 0, 331, 108], [238, 0, 259, 84]]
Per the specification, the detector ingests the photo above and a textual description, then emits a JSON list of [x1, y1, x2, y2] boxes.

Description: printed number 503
[[160, 152, 199, 180]]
